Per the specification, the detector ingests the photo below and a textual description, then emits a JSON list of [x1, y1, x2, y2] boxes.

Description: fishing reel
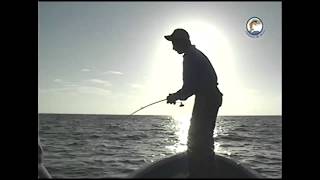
[[178, 102, 184, 107], [169, 101, 184, 107]]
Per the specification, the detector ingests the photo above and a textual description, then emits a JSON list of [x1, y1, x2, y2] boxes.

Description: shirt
[[175, 45, 219, 100]]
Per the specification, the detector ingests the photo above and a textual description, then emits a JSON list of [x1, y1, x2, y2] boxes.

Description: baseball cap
[[164, 28, 190, 41]]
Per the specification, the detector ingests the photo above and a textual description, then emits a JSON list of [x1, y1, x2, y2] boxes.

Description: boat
[[129, 151, 263, 178]]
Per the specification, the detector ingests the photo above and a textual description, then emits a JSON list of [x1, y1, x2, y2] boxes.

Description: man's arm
[[174, 57, 198, 100]]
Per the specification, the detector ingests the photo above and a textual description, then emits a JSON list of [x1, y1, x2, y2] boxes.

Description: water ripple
[[39, 114, 282, 178]]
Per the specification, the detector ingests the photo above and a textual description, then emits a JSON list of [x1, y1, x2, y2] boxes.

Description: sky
[[38, 2, 281, 116]]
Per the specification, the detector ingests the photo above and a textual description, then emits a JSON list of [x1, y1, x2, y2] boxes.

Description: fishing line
[[130, 98, 184, 115]]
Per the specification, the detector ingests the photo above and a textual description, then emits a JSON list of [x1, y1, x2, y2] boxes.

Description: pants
[[187, 90, 222, 178]]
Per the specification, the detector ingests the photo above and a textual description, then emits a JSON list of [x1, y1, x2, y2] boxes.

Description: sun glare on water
[[165, 115, 190, 153], [165, 114, 232, 156]]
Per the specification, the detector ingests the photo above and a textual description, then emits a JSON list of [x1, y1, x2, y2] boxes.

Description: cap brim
[[164, 35, 173, 41]]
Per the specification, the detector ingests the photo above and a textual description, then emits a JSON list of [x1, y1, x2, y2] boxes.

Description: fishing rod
[[130, 98, 184, 115]]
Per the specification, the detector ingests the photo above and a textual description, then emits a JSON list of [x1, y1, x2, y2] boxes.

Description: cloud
[[64, 84, 80, 87], [81, 68, 91, 72], [103, 70, 123, 75], [39, 87, 73, 93], [76, 86, 111, 97], [53, 79, 80, 87], [87, 79, 112, 87], [39, 86, 111, 97], [53, 79, 63, 83]]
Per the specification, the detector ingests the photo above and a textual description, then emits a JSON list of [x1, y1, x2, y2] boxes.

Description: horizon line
[[38, 112, 282, 116]]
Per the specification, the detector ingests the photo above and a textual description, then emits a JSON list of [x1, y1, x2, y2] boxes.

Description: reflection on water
[[165, 115, 190, 153], [215, 142, 232, 156], [214, 120, 232, 156], [40, 114, 281, 178], [167, 115, 232, 156]]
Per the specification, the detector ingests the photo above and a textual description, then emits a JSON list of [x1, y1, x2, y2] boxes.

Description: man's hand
[[167, 93, 178, 104]]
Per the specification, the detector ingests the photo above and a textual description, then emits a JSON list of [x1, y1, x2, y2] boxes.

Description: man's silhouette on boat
[[165, 28, 223, 178]]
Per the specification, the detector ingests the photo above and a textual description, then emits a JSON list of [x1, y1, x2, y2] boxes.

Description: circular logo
[[246, 17, 264, 38]]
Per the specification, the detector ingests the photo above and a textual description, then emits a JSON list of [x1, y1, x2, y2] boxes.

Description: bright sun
[[146, 20, 238, 116], [140, 20, 242, 153]]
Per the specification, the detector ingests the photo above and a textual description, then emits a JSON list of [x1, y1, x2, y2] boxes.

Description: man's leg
[[187, 133, 215, 178], [187, 107, 219, 178]]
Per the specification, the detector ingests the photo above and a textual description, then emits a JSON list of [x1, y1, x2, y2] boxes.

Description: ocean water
[[39, 114, 282, 178]]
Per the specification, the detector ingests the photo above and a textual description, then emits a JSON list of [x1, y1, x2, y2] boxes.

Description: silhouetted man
[[165, 28, 223, 178]]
